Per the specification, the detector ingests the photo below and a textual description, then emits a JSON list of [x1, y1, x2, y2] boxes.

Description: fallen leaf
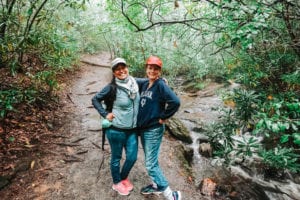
[[11, 120, 18, 124], [31, 160, 35, 169], [224, 99, 235, 108], [24, 144, 36, 148], [267, 95, 273, 100], [179, 170, 185, 177], [173, 41, 177, 48], [230, 191, 238, 197], [25, 137, 30, 145], [4, 163, 15, 170], [24, 116, 32, 121], [19, 136, 31, 145], [86, 81, 97, 86]]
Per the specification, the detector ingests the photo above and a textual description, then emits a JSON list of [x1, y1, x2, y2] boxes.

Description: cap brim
[[112, 62, 126, 69]]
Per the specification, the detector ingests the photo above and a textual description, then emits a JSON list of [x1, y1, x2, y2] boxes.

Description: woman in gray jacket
[[92, 58, 140, 196]]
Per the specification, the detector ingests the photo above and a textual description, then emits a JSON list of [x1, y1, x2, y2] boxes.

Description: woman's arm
[[134, 77, 148, 86], [91, 84, 111, 118], [158, 80, 180, 120]]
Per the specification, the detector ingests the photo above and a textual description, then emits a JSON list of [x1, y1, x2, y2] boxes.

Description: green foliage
[[32, 70, 58, 93], [281, 70, 300, 86], [0, 88, 37, 119], [0, 0, 86, 69], [205, 109, 237, 164], [224, 89, 260, 124], [216, 1, 271, 50], [38, 29, 80, 70], [235, 136, 261, 157], [104, 1, 229, 83], [207, 91, 300, 172], [227, 49, 299, 93], [202, 0, 300, 173], [0, 90, 16, 118], [280, 133, 300, 146], [208, 90, 261, 161], [254, 97, 300, 147], [0, 0, 94, 122], [260, 147, 300, 173]]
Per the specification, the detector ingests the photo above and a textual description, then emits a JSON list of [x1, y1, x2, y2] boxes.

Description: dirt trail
[[28, 52, 206, 200]]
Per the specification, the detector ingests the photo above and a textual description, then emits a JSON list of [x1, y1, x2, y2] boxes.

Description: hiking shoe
[[172, 191, 182, 200], [121, 178, 133, 191], [112, 182, 129, 196], [140, 184, 163, 195]]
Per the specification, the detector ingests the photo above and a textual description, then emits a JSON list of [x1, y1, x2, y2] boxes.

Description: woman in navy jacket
[[138, 56, 182, 200]]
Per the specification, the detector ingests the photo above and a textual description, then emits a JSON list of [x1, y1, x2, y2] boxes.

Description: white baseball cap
[[111, 58, 126, 70]]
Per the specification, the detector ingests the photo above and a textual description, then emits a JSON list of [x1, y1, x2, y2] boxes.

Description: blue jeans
[[141, 125, 169, 190], [106, 128, 138, 184]]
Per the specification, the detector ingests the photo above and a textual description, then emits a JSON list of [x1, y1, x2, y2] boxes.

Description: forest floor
[[1, 52, 223, 200]]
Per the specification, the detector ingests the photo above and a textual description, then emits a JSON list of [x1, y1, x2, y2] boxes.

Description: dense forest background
[[0, 0, 299, 184]]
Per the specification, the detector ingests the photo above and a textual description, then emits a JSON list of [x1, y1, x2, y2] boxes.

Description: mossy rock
[[165, 117, 193, 144]]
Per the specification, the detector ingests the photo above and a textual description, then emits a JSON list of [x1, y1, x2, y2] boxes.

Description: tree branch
[[25, 0, 49, 38], [210, 45, 231, 55], [282, 1, 300, 56], [0, 0, 16, 39]]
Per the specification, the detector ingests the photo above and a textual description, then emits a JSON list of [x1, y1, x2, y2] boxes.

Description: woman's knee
[[127, 155, 137, 165], [145, 160, 156, 171]]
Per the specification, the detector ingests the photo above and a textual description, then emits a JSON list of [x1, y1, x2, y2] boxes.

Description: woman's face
[[113, 64, 129, 80], [146, 64, 161, 81]]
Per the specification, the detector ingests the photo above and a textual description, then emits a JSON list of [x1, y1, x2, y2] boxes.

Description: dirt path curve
[[31, 52, 206, 200]]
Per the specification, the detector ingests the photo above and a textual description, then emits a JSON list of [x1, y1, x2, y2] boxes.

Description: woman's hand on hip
[[106, 113, 115, 121], [159, 119, 167, 124]]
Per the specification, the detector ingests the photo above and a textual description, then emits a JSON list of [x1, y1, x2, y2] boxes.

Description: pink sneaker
[[112, 182, 129, 196], [121, 178, 133, 191]]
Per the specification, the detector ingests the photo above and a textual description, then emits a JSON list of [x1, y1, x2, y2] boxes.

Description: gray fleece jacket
[[92, 84, 140, 129]]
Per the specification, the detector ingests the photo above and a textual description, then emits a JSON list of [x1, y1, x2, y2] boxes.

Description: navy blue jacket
[[137, 78, 180, 129]]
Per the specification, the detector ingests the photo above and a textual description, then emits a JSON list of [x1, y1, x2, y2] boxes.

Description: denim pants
[[141, 125, 169, 190], [106, 128, 138, 184]]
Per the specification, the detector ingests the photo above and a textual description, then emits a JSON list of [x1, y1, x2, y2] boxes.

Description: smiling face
[[113, 64, 129, 80], [146, 64, 161, 82]]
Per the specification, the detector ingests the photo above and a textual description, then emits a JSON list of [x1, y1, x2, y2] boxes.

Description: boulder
[[199, 142, 213, 158], [165, 117, 193, 144], [182, 145, 194, 166], [199, 178, 217, 196]]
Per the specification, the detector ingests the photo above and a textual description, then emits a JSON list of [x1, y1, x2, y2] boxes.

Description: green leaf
[[292, 123, 298, 131], [292, 133, 300, 146], [271, 123, 280, 133], [6, 104, 13, 110], [278, 122, 287, 132], [264, 132, 270, 137], [27, 8, 33, 16], [0, 110, 5, 118], [256, 119, 264, 129], [9, 136, 15, 142], [280, 135, 290, 144], [265, 120, 272, 129]]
